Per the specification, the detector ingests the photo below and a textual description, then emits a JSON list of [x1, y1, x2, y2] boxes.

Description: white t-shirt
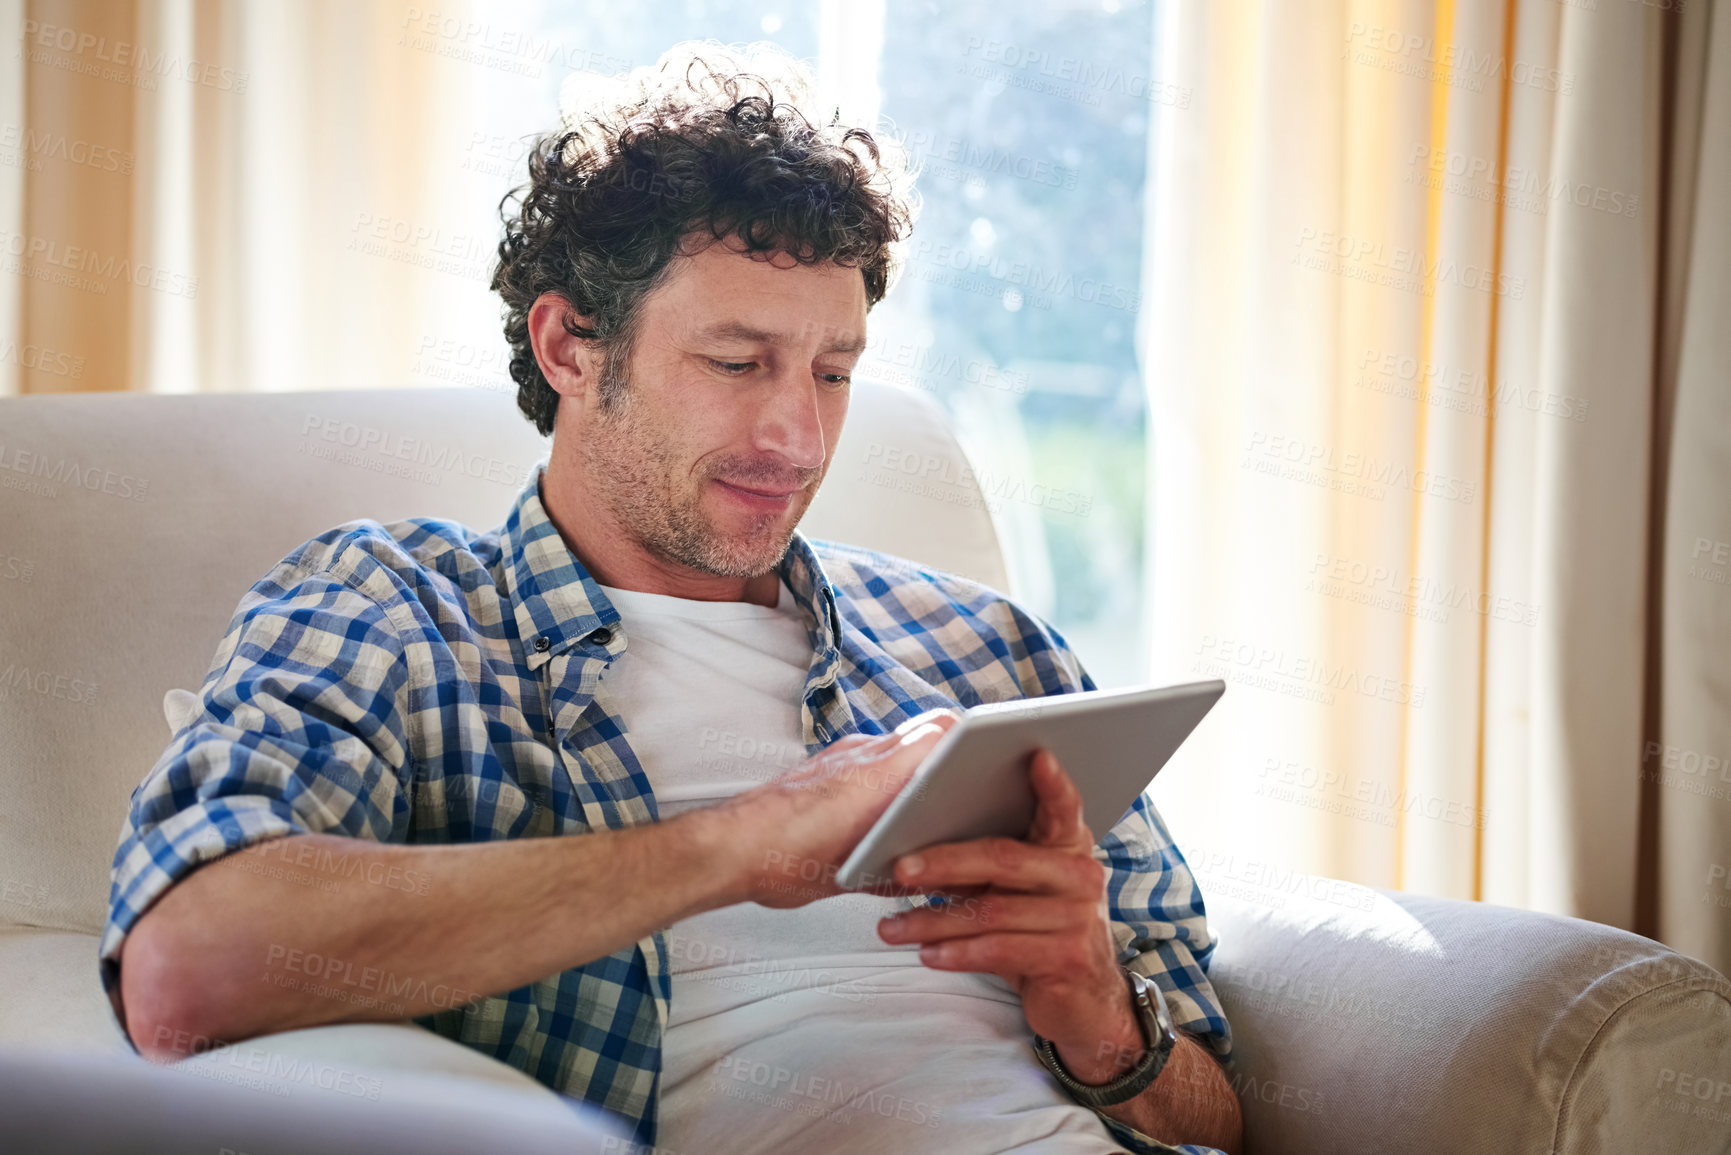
[[595, 580, 1128, 1155]]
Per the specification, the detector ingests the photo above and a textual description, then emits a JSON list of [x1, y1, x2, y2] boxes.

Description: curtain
[[0, 0, 486, 399], [1658, 0, 1731, 975], [1140, 0, 1729, 971]]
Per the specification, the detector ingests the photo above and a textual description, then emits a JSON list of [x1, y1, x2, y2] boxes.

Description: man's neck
[[538, 464, 783, 608]]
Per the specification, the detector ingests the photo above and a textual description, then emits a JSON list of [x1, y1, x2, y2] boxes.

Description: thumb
[[1025, 749, 1094, 852]]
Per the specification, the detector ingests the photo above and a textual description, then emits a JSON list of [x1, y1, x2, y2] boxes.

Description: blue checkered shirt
[[104, 462, 1233, 1155]]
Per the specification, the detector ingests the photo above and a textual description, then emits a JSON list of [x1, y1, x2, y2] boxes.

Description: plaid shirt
[[104, 461, 1233, 1155]]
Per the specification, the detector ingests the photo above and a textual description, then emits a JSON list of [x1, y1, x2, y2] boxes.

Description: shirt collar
[[498, 462, 844, 677]]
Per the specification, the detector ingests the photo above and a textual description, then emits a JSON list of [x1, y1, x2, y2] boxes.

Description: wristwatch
[[1033, 967, 1179, 1107]]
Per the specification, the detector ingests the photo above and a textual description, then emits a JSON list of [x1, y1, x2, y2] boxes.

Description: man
[[103, 43, 1241, 1155]]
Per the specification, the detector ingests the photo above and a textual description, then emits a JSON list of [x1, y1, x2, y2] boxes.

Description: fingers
[[748, 710, 966, 909], [807, 713, 952, 773], [799, 730, 898, 779], [810, 708, 958, 759], [848, 733, 936, 801], [894, 835, 1107, 896], [894, 707, 961, 740], [877, 894, 1080, 946], [861, 714, 955, 797], [906, 929, 1094, 977]]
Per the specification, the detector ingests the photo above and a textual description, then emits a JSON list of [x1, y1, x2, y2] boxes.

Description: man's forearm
[[120, 808, 746, 1060], [1052, 981, 1242, 1154], [1098, 1031, 1243, 1153]]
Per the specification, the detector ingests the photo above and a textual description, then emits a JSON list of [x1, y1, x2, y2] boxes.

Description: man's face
[[565, 238, 868, 578]]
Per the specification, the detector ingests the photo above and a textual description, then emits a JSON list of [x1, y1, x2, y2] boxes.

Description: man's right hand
[[706, 709, 960, 909], [118, 707, 961, 1059]]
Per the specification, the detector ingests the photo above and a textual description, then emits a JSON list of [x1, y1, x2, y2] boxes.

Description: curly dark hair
[[491, 42, 918, 436]]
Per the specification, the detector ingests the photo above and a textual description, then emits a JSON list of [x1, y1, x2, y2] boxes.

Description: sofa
[[2, 383, 1727, 1154]]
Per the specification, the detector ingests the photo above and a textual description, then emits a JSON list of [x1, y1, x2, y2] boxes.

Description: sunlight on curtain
[[1141, 0, 1728, 972]]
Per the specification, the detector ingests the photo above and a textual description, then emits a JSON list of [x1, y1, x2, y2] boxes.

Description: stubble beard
[[584, 369, 825, 578]]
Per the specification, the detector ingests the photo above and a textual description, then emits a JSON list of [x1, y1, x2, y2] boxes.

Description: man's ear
[[527, 293, 604, 400]]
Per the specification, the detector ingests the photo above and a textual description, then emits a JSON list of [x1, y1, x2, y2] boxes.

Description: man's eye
[[818, 373, 852, 389], [708, 359, 754, 375]]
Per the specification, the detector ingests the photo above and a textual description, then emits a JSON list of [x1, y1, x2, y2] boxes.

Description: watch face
[[1130, 969, 1176, 1038]]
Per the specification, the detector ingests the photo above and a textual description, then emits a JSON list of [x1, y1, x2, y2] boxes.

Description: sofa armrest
[[1205, 887, 1731, 1155]]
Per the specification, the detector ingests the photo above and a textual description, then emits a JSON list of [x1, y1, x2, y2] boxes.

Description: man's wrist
[[1051, 969, 1148, 1084], [670, 802, 753, 912]]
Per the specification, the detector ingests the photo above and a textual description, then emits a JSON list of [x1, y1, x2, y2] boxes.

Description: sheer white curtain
[[1139, 0, 1730, 972], [1659, 0, 1731, 975]]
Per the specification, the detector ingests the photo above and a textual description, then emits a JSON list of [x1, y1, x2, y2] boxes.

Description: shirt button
[[533, 636, 551, 653], [587, 627, 613, 645]]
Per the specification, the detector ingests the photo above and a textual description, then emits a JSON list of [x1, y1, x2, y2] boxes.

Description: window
[[456, 0, 1158, 686]]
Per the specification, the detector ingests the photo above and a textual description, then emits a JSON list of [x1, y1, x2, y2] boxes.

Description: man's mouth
[[713, 478, 802, 511]]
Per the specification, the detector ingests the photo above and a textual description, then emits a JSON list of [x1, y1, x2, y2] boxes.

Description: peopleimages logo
[[860, 443, 1093, 517], [0, 443, 151, 502], [893, 128, 1081, 191], [1257, 755, 1488, 831], [906, 238, 1141, 312], [299, 416, 528, 488], [958, 36, 1192, 109], [242, 838, 433, 895], [396, 7, 632, 81], [1355, 346, 1589, 423], [1655, 1067, 1731, 1127], [1193, 633, 1427, 707], [1242, 430, 1477, 505], [0, 124, 134, 174], [708, 1055, 945, 1127], [1307, 551, 1539, 628], [1292, 227, 1525, 300], [0, 227, 199, 299], [663, 932, 877, 1004], [0, 663, 99, 706], [0, 339, 86, 379], [18, 19, 250, 93], [1343, 23, 1574, 95], [1407, 145, 1638, 219], [262, 944, 486, 1014], [152, 1030, 383, 1102]]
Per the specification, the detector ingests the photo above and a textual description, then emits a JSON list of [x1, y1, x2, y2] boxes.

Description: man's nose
[[755, 368, 827, 470]]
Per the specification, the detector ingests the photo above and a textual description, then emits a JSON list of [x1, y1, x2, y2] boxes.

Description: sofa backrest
[[0, 383, 1008, 935]]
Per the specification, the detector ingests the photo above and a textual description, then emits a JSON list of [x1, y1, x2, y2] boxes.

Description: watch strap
[[1033, 967, 1178, 1108]]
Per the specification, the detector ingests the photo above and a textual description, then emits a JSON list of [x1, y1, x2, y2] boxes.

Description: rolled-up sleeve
[[1100, 794, 1232, 1057], [100, 545, 416, 1027]]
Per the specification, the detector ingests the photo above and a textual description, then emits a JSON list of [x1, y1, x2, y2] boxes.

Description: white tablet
[[834, 679, 1225, 891]]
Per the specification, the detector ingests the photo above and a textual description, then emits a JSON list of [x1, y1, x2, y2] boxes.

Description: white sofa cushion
[[0, 927, 128, 1051]]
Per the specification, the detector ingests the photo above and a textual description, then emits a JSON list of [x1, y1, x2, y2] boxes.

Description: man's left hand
[[875, 748, 1144, 1083]]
